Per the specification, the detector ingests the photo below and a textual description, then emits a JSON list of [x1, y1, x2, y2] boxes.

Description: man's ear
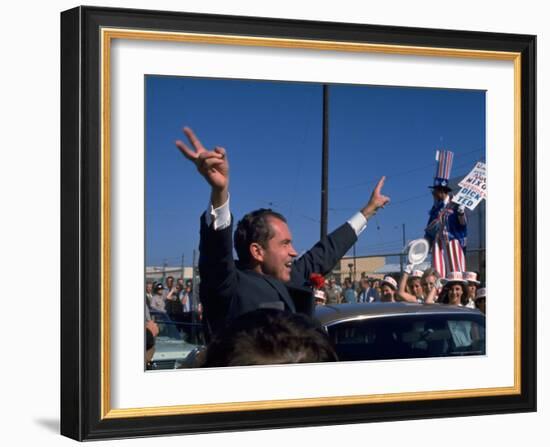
[[249, 243, 264, 263]]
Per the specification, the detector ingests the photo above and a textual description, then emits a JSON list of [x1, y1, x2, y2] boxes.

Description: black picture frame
[[61, 5, 536, 441]]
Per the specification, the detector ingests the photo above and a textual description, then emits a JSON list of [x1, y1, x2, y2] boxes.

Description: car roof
[[314, 302, 483, 326]]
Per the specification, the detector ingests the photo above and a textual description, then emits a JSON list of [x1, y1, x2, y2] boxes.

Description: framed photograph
[[61, 6, 536, 441]]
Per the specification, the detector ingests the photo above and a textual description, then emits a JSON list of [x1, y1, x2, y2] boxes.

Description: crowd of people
[[312, 269, 486, 314], [144, 275, 204, 366]]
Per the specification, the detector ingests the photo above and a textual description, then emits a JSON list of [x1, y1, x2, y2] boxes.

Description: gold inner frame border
[[100, 27, 522, 419]]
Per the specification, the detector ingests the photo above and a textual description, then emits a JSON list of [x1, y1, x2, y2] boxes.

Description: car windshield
[[326, 313, 485, 361]]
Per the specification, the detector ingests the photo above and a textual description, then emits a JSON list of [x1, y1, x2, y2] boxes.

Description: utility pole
[[162, 258, 167, 284], [353, 243, 357, 284], [400, 223, 406, 274], [320, 84, 329, 240], [181, 253, 185, 280]]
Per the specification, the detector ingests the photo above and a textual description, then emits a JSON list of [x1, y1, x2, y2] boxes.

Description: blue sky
[[145, 76, 485, 267]]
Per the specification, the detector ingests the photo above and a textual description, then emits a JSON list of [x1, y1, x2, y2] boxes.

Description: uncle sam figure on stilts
[[424, 150, 467, 277]]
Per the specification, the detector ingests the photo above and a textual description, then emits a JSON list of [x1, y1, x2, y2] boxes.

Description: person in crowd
[[438, 271, 468, 306], [145, 320, 159, 367], [397, 269, 424, 303], [358, 277, 379, 303], [313, 289, 327, 306], [175, 127, 390, 336], [310, 273, 327, 306], [475, 287, 486, 314], [145, 281, 153, 308], [165, 281, 184, 327], [372, 279, 382, 299], [325, 278, 342, 305], [145, 303, 160, 368], [342, 277, 357, 304], [178, 281, 192, 313], [424, 150, 467, 277], [163, 275, 176, 300], [149, 283, 167, 313], [463, 271, 480, 309], [201, 309, 338, 367], [165, 275, 175, 289], [421, 268, 441, 304], [379, 276, 398, 302]]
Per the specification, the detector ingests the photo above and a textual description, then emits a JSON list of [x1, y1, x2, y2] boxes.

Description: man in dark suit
[[176, 127, 390, 336]]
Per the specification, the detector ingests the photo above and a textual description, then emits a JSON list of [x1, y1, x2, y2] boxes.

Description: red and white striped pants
[[432, 239, 466, 278]]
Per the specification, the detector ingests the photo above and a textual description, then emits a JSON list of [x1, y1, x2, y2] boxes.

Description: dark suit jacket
[[198, 213, 357, 335]]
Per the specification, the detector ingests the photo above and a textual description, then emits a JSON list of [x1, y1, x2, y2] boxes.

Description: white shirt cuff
[[347, 212, 368, 236], [205, 194, 231, 230]]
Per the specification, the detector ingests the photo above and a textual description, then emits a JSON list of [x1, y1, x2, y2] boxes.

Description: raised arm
[[175, 127, 229, 208], [293, 177, 390, 280], [397, 272, 419, 303], [359, 176, 390, 219]]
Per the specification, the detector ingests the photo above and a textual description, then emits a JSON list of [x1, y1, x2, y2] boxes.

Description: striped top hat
[[463, 271, 480, 285], [440, 271, 467, 286], [430, 150, 454, 191]]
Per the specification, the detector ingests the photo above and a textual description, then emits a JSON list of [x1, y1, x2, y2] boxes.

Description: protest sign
[[452, 162, 486, 210]]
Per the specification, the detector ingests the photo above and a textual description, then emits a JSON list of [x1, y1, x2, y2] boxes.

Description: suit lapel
[[263, 276, 296, 312]]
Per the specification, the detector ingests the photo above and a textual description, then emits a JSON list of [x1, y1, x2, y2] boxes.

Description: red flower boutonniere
[[309, 273, 325, 290]]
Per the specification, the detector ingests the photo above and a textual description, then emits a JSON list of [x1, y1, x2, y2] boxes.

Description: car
[[148, 311, 206, 370], [314, 302, 485, 362]]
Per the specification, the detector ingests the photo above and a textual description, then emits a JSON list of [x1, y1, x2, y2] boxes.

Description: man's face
[[145, 283, 153, 294], [432, 188, 448, 202], [166, 277, 174, 288], [177, 278, 184, 287], [258, 217, 297, 283]]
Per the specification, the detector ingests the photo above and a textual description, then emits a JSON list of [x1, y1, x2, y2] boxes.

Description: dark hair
[[234, 208, 287, 265], [202, 309, 338, 367], [439, 282, 469, 305], [407, 276, 422, 287]]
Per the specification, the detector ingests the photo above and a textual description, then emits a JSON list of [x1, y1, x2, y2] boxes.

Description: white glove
[[457, 205, 466, 214], [404, 264, 415, 275]]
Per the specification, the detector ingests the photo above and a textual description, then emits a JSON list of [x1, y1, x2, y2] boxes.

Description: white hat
[[463, 271, 480, 285], [440, 271, 467, 286], [380, 276, 398, 290], [475, 287, 486, 300], [406, 238, 430, 265], [410, 269, 424, 279], [313, 289, 326, 303]]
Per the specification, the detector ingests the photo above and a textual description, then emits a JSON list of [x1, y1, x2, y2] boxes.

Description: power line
[[329, 147, 484, 192]]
